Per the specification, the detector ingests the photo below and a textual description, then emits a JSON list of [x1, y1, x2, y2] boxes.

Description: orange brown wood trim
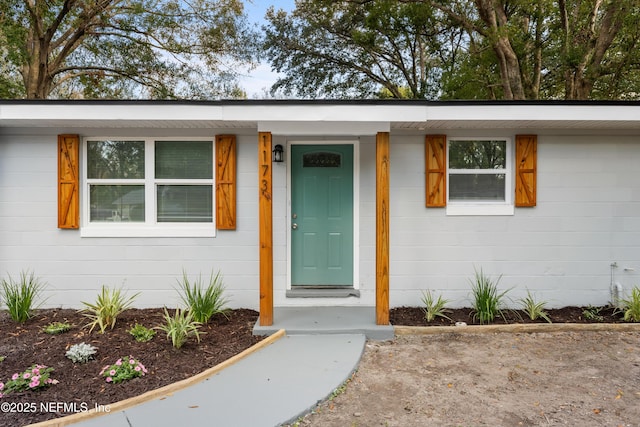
[[425, 134, 447, 207], [515, 134, 537, 207], [258, 132, 274, 326], [216, 135, 237, 229], [376, 132, 390, 325], [58, 134, 80, 229]]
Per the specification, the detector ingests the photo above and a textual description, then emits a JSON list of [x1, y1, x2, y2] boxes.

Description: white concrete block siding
[[1, 128, 639, 310]]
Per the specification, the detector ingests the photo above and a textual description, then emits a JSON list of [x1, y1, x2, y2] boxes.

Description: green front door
[[291, 144, 354, 286]]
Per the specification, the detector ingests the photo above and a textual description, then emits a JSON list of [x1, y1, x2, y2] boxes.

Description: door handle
[[292, 223, 298, 230]]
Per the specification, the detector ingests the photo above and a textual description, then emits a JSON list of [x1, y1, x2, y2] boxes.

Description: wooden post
[[376, 132, 390, 325], [258, 132, 274, 326]]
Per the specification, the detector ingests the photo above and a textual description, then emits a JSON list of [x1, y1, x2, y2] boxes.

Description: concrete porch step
[[253, 306, 395, 341]]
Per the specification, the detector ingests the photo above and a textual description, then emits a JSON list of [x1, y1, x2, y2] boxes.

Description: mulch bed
[[390, 305, 625, 326], [0, 308, 262, 427], [0, 305, 630, 427]]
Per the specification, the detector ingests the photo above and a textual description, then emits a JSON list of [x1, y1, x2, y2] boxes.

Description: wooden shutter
[[216, 135, 237, 229], [58, 134, 80, 229], [425, 135, 447, 207], [515, 134, 537, 207]]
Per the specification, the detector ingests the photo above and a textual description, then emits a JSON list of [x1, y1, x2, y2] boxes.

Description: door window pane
[[302, 152, 341, 168], [155, 141, 213, 179], [87, 141, 145, 179], [157, 185, 213, 222], [89, 185, 145, 222]]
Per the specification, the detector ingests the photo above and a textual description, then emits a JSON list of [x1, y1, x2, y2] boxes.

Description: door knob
[[292, 223, 298, 230]]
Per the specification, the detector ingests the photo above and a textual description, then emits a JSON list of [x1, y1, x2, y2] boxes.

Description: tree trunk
[[559, 0, 625, 100], [474, 0, 526, 100], [23, 39, 52, 99]]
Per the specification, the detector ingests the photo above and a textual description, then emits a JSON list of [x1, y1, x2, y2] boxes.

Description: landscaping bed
[[0, 308, 262, 427], [390, 305, 625, 326]]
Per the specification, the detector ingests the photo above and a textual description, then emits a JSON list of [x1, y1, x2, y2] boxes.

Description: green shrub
[[0, 270, 47, 322], [582, 305, 604, 322], [65, 342, 98, 363], [156, 308, 203, 349], [43, 321, 72, 334], [129, 323, 156, 342], [518, 290, 551, 323], [621, 286, 640, 322], [80, 285, 139, 333], [470, 268, 510, 324], [176, 270, 229, 323], [421, 290, 451, 322]]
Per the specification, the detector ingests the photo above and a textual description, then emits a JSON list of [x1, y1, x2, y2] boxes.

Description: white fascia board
[[258, 121, 390, 135], [0, 104, 224, 122], [426, 104, 640, 123], [224, 104, 427, 123]]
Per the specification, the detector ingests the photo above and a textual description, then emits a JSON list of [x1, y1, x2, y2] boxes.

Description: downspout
[[610, 262, 623, 308]]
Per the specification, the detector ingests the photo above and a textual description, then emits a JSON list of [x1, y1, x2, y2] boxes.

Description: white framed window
[[446, 138, 514, 216], [82, 138, 215, 237]]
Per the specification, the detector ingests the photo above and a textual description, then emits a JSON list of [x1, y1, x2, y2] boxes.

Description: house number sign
[[259, 135, 272, 201]]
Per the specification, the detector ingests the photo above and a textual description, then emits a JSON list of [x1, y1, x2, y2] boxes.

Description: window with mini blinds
[[86, 139, 213, 224], [425, 134, 537, 214], [56, 134, 237, 236]]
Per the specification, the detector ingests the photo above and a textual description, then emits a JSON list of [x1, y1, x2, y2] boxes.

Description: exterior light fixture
[[273, 144, 284, 163]]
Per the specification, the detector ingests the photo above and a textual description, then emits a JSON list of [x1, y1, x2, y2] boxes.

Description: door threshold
[[286, 287, 360, 298]]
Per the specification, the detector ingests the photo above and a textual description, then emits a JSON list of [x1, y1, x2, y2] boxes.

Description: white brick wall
[[388, 133, 640, 308], [0, 132, 261, 309], [1, 129, 638, 310]]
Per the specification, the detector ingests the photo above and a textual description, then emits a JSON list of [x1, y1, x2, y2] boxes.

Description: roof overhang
[[2, 100, 640, 131]]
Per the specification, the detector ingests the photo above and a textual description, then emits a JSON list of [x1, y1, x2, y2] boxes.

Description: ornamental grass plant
[[518, 290, 551, 323], [80, 285, 139, 333], [156, 308, 203, 349], [0, 270, 47, 322], [621, 286, 640, 322], [421, 289, 451, 322], [470, 268, 510, 324], [176, 270, 229, 323]]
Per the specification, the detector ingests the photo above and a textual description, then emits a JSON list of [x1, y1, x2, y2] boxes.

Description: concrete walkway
[[67, 333, 366, 427]]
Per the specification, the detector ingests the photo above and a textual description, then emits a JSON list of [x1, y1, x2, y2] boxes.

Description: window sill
[[80, 225, 216, 238], [446, 204, 514, 216]]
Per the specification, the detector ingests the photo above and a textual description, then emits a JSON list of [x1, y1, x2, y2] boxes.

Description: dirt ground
[[295, 330, 640, 427]]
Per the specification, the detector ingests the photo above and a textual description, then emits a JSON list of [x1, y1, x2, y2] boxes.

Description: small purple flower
[[23, 372, 31, 379], [11, 373, 19, 381], [129, 359, 135, 364], [0, 382, 4, 391], [110, 369, 117, 376], [106, 377, 113, 383], [32, 368, 40, 375], [115, 359, 122, 366], [134, 366, 141, 372]]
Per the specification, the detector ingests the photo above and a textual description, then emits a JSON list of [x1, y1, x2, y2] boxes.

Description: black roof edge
[[2, 98, 640, 106]]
